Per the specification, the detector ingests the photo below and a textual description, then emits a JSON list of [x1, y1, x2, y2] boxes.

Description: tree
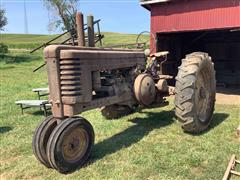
[[0, 8, 7, 31], [43, 0, 78, 33], [0, 8, 8, 54]]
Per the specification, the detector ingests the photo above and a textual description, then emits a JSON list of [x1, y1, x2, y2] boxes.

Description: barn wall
[[150, 0, 240, 52]]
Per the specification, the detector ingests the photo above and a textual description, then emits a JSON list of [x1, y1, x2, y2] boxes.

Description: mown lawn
[[0, 35, 240, 179]]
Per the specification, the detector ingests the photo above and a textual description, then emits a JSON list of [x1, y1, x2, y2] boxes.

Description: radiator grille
[[59, 59, 82, 97]]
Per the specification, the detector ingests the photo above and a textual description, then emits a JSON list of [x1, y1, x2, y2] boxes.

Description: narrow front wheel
[[46, 117, 95, 174], [32, 116, 58, 168]]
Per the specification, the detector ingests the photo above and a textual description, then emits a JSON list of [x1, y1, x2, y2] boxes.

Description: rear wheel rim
[[195, 68, 210, 123]]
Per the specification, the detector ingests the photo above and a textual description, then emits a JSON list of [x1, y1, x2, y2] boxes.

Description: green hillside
[[1, 34, 59, 49], [1, 32, 148, 50]]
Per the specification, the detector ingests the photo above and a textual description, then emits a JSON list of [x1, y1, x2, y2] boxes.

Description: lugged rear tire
[[174, 52, 216, 133]]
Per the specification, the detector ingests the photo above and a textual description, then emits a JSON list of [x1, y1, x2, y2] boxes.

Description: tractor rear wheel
[[174, 52, 216, 133], [46, 117, 94, 174], [32, 116, 58, 168]]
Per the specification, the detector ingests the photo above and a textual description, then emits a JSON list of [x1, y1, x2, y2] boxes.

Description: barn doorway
[[156, 29, 240, 88]]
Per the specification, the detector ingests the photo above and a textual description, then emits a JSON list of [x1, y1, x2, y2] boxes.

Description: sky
[[0, 0, 150, 35]]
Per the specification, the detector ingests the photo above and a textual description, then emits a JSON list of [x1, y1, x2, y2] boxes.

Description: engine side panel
[[45, 45, 145, 118]]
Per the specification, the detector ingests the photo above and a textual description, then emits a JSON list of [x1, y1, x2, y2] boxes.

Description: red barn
[[140, 0, 240, 87]]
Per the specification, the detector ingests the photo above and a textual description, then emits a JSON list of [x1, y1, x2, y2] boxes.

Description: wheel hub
[[62, 128, 89, 162], [134, 73, 156, 106], [68, 138, 80, 151], [199, 87, 206, 99], [196, 71, 210, 123]]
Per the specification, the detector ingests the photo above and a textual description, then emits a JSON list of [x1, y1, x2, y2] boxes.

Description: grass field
[[1, 32, 147, 49], [0, 34, 240, 179]]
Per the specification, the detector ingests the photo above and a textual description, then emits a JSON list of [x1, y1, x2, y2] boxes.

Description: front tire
[[46, 117, 95, 174], [32, 116, 58, 168], [174, 52, 216, 133]]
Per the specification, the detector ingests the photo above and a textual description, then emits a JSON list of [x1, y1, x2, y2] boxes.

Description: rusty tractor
[[32, 13, 216, 174]]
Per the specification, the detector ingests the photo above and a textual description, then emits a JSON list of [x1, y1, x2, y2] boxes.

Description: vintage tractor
[[32, 13, 216, 174]]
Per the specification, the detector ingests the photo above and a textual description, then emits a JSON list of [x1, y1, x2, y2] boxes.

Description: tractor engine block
[[44, 45, 145, 118]]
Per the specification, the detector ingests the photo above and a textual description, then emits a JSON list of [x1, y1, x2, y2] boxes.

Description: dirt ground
[[169, 88, 240, 105], [216, 88, 240, 105]]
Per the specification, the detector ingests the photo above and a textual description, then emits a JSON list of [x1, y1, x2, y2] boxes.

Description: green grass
[[0, 35, 240, 179], [1, 34, 59, 49], [1, 32, 148, 50]]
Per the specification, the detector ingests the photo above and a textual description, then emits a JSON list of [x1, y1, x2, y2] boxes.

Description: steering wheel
[[136, 31, 156, 53]]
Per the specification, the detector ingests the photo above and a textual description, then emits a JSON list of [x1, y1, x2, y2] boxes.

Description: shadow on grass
[[87, 111, 228, 167], [0, 54, 41, 64], [0, 66, 15, 70], [187, 113, 229, 136], [210, 113, 229, 129], [31, 110, 52, 117], [90, 110, 174, 164], [0, 126, 13, 134]]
